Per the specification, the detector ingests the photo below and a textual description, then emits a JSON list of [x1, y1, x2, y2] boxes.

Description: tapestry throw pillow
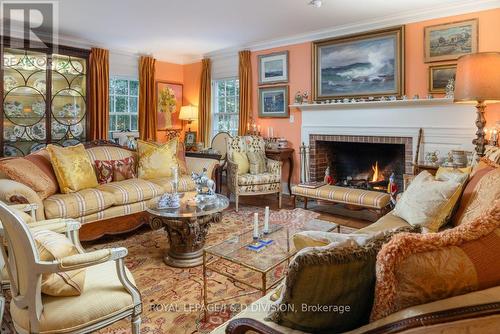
[[137, 139, 178, 180], [95, 156, 137, 184], [453, 167, 500, 226], [33, 229, 85, 296], [266, 226, 421, 333], [46, 144, 98, 194], [247, 151, 267, 175], [0, 149, 59, 199], [232, 151, 250, 175], [371, 201, 500, 321], [393, 171, 463, 232]]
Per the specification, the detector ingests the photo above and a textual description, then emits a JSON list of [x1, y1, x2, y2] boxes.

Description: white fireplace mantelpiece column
[[292, 98, 476, 163]]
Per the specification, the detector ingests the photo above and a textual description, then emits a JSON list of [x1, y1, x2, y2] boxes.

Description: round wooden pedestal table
[[147, 192, 229, 268]]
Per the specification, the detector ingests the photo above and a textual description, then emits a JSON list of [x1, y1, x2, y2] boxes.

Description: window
[[109, 77, 139, 137], [212, 78, 239, 137]]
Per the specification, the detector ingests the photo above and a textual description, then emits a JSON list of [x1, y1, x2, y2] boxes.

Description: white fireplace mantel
[[292, 98, 477, 163]]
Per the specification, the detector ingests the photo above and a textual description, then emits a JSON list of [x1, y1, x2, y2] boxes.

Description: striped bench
[[292, 184, 391, 218]]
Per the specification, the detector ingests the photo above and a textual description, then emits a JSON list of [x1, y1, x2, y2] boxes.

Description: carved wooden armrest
[[225, 318, 283, 334]]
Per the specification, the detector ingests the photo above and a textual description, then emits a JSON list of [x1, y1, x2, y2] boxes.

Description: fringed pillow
[[371, 200, 500, 321], [266, 225, 420, 333]]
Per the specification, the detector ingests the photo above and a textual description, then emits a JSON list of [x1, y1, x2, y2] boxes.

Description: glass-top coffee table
[[203, 219, 338, 316], [147, 192, 229, 268]]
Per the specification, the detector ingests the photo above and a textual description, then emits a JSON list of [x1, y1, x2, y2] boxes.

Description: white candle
[[270, 127, 274, 138], [267, 127, 270, 138], [264, 206, 270, 233], [253, 213, 259, 239]]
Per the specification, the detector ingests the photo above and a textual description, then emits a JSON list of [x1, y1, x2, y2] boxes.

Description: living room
[[0, 0, 499, 333]]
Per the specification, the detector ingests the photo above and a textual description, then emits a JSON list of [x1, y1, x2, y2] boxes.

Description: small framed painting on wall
[[424, 19, 478, 63], [258, 86, 289, 118], [429, 64, 456, 93], [258, 51, 289, 85]]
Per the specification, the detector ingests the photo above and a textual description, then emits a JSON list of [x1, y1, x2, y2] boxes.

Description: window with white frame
[[212, 78, 239, 137], [109, 77, 139, 138]]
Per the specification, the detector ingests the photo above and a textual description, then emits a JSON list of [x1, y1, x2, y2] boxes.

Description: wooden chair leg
[[278, 192, 282, 209], [293, 195, 296, 209], [235, 195, 239, 212], [132, 315, 141, 334], [304, 197, 308, 210]]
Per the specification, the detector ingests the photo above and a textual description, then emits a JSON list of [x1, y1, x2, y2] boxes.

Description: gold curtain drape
[[198, 58, 212, 146], [138, 56, 157, 141], [238, 50, 252, 136], [88, 48, 109, 140]]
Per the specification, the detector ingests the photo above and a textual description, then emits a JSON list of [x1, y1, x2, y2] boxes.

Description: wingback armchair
[[0, 202, 142, 333], [227, 136, 282, 211]]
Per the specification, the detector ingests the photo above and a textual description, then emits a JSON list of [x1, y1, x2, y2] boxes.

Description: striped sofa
[[0, 141, 219, 240]]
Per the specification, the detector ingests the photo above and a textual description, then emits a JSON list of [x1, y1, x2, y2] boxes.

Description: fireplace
[[309, 135, 413, 192]]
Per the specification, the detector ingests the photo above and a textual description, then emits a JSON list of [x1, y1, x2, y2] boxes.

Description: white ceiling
[[36, 0, 500, 63]]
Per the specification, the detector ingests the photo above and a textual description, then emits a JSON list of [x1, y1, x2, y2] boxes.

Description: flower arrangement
[[158, 87, 177, 113]]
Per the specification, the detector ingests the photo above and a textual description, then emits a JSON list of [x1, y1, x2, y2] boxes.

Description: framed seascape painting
[[156, 81, 183, 130], [424, 19, 478, 63], [312, 26, 404, 100], [258, 51, 288, 85], [429, 64, 456, 93], [258, 86, 289, 118]]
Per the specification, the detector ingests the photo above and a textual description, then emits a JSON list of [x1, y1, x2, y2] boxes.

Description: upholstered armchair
[[0, 202, 142, 333], [227, 136, 282, 211]]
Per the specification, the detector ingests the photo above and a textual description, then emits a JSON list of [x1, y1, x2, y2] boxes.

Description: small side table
[[185, 151, 223, 193], [265, 147, 295, 195], [412, 162, 439, 176]]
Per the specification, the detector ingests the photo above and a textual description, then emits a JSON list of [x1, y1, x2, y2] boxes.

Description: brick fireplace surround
[[309, 134, 413, 182]]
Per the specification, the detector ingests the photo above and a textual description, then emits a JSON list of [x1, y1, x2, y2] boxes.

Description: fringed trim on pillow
[[370, 200, 500, 321]]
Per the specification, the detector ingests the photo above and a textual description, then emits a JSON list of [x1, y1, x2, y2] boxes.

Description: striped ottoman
[[292, 184, 391, 217]]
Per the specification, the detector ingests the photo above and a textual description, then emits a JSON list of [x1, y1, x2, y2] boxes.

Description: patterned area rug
[[2, 206, 357, 334]]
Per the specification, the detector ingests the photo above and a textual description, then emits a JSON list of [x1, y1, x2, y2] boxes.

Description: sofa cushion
[[77, 201, 149, 224], [393, 171, 463, 232], [0, 150, 59, 199], [137, 139, 178, 180], [238, 172, 281, 185], [96, 179, 163, 205], [33, 229, 85, 297], [44, 188, 115, 219], [149, 175, 196, 193], [47, 144, 99, 194], [371, 201, 500, 321], [10, 260, 134, 333], [267, 226, 420, 333], [453, 167, 500, 226], [86, 145, 135, 164], [355, 212, 409, 235]]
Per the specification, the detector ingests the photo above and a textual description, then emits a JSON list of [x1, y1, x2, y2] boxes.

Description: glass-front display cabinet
[[1, 41, 90, 157]]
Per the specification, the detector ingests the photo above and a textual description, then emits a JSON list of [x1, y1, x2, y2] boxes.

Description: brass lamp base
[[473, 101, 487, 159]]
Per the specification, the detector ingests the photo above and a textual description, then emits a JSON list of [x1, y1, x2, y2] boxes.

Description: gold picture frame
[[312, 26, 405, 101], [429, 64, 456, 93], [424, 19, 478, 63]]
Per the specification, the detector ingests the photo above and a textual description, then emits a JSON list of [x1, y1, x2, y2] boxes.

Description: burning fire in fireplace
[[371, 161, 384, 182]]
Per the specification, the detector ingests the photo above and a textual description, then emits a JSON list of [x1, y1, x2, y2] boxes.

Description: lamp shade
[[454, 52, 500, 104], [179, 105, 198, 121]]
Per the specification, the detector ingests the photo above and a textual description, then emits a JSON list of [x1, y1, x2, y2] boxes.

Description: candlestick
[[264, 206, 269, 234], [253, 213, 259, 239]]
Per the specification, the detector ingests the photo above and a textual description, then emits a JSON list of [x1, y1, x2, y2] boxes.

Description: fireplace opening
[[320, 141, 405, 192]]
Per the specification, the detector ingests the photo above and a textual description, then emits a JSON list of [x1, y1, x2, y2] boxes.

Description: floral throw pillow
[[95, 156, 136, 184]]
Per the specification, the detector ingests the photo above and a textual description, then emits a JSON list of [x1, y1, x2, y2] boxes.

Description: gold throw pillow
[[232, 151, 250, 175], [46, 144, 98, 194], [33, 229, 85, 296], [137, 139, 178, 180]]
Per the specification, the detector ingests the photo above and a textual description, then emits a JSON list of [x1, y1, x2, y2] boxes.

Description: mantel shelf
[[290, 98, 456, 110]]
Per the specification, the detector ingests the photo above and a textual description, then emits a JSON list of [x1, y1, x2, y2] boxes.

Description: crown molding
[[206, 0, 500, 59]]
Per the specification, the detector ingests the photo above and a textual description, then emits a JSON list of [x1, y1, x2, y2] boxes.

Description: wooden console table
[[265, 147, 294, 195], [185, 151, 223, 193]]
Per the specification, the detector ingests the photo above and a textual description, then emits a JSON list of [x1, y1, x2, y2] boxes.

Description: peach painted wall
[[154, 60, 202, 142], [250, 7, 500, 184], [251, 43, 311, 185]]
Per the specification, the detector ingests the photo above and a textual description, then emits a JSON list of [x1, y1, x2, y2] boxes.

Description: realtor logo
[[1, 1, 58, 52]]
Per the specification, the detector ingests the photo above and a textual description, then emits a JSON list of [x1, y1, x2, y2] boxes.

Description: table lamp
[[454, 52, 500, 157], [179, 105, 198, 131]]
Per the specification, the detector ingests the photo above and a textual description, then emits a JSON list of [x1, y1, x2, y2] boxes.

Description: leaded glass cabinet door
[[2, 49, 48, 156], [51, 54, 87, 146]]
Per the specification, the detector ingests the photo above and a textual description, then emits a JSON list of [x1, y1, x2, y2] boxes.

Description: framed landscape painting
[[258, 51, 288, 85], [258, 86, 289, 118], [429, 64, 456, 93], [312, 26, 404, 100], [424, 19, 478, 63]]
